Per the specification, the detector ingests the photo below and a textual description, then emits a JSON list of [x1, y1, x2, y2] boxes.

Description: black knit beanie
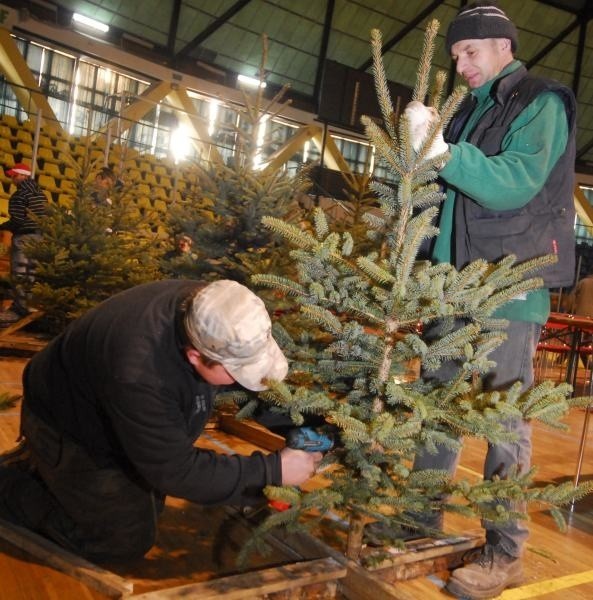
[[446, 2, 518, 53]]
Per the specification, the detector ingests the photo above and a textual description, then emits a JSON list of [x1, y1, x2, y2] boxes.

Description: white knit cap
[[185, 280, 288, 391]]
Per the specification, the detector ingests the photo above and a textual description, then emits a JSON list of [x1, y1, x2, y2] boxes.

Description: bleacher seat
[[57, 193, 74, 209], [153, 199, 168, 213], [158, 175, 172, 188], [15, 142, 33, 158], [60, 179, 77, 194], [38, 134, 54, 149], [143, 172, 158, 186], [63, 166, 78, 180], [15, 129, 33, 144], [152, 186, 168, 201], [41, 162, 63, 180], [0, 124, 15, 141], [1, 114, 19, 130], [3, 153, 15, 170], [153, 164, 168, 177], [36, 146, 58, 165], [54, 139, 70, 154], [38, 174, 61, 195], [0, 138, 14, 155]]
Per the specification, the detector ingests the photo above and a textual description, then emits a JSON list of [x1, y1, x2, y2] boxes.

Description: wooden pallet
[[0, 414, 482, 599], [0, 310, 48, 353]]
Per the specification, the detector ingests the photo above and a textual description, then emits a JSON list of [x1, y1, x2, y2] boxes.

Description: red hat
[[6, 163, 31, 176]]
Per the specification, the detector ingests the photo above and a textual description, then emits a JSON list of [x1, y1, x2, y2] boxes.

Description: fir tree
[[27, 156, 163, 333], [165, 35, 310, 287], [229, 21, 592, 560]]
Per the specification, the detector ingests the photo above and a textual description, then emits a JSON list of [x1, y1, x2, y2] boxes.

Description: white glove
[[404, 101, 449, 162]]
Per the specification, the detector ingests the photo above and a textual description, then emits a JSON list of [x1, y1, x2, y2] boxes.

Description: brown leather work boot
[[446, 538, 523, 599]]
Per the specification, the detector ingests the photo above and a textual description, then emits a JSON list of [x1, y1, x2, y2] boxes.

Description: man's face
[[186, 349, 236, 386], [95, 175, 114, 190], [9, 173, 28, 186], [451, 38, 512, 89]]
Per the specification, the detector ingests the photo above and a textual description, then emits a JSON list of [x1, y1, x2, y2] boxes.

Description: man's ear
[[185, 347, 202, 369], [499, 38, 512, 53]]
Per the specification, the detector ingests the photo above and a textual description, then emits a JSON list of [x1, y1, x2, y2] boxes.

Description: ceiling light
[[237, 74, 266, 88], [72, 13, 109, 33]]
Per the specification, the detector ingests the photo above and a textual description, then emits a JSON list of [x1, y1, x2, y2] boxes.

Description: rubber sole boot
[[446, 549, 523, 599]]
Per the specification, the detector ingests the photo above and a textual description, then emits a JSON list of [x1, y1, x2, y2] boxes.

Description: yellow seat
[[36, 146, 57, 164], [42, 162, 63, 180], [143, 172, 158, 186], [54, 139, 70, 154], [38, 174, 60, 194], [153, 186, 168, 201], [153, 164, 167, 177], [15, 142, 33, 158], [0, 124, 15, 141], [158, 175, 172, 188], [153, 199, 168, 213], [0, 138, 13, 154], [63, 165, 78, 180], [60, 179, 77, 194], [3, 153, 15, 169], [1, 114, 19, 130], [15, 129, 33, 144], [38, 134, 53, 149], [57, 193, 74, 209]]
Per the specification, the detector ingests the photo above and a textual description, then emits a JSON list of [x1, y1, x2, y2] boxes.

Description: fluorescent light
[[72, 13, 109, 33], [238, 74, 266, 88]]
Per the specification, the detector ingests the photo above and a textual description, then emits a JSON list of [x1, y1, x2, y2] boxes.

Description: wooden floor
[[1, 346, 592, 599]]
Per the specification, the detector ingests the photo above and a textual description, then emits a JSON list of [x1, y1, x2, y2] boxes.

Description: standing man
[[404, 2, 576, 598], [0, 162, 47, 324], [0, 279, 321, 562]]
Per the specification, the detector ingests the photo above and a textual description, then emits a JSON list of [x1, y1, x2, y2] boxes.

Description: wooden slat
[[0, 519, 134, 598], [0, 311, 44, 338], [218, 414, 285, 451], [131, 557, 346, 599]]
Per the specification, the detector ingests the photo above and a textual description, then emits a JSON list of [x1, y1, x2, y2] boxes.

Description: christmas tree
[[228, 21, 592, 560], [165, 35, 310, 286], [26, 156, 163, 333]]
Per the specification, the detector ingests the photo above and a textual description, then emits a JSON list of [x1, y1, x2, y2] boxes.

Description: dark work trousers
[[413, 319, 541, 558], [1, 405, 163, 562], [9, 232, 40, 314]]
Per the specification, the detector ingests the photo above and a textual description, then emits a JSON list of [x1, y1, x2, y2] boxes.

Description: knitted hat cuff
[[446, 3, 518, 53]]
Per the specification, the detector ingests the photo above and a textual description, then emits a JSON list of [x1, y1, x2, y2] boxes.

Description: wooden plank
[[366, 534, 484, 582], [340, 559, 419, 600], [131, 557, 346, 599], [0, 311, 44, 338], [218, 414, 285, 451], [0, 519, 134, 598], [366, 532, 483, 568], [0, 335, 47, 352]]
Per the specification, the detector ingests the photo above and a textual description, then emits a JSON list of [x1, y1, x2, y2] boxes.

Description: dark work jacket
[[445, 65, 576, 289], [23, 280, 281, 506]]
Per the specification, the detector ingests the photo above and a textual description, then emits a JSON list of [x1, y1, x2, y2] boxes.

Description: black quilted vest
[[445, 65, 577, 288]]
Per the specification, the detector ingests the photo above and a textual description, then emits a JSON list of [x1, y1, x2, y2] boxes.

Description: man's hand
[[404, 100, 448, 162], [279, 447, 323, 486]]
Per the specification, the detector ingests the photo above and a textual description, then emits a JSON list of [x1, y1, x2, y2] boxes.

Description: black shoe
[[0, 440, 33, 472]]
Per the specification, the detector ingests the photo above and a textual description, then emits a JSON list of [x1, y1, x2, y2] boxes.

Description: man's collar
[[472, 60, 523, 103]]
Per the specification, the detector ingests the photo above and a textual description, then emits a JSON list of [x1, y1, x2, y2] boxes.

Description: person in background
[[0, 279, 321, 562], [402, 2, 576, 598], [164, 233, 194, 260], [0, 162, 47, 325], [90, 166, 117, 206]]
